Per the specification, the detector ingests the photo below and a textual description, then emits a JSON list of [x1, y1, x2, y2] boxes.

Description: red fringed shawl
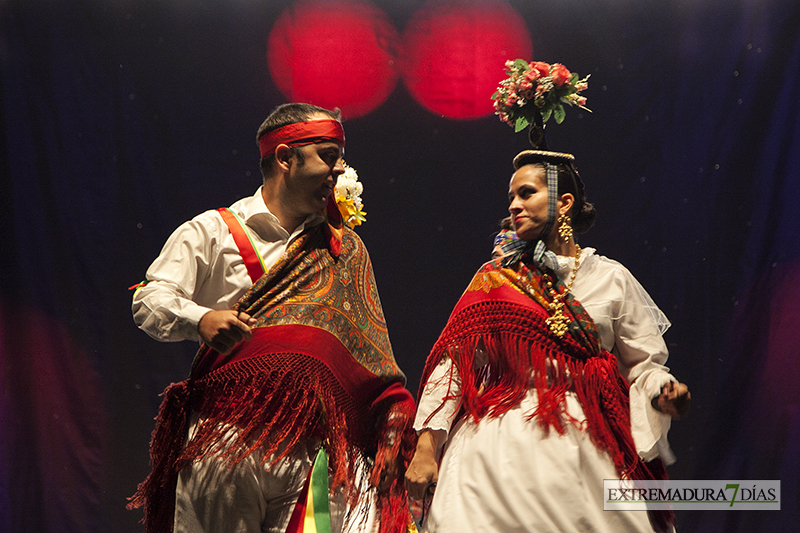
[[419, 258, 673, 532], [129, 224, 415, 533]]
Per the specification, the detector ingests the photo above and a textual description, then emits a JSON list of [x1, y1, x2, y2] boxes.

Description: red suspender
[[216, 208, 265, 284]]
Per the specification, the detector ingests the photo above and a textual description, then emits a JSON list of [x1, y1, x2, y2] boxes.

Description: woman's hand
[[375, 446, 401, 491], [653, 381, 691, 419], [405, 429, 440, 500]]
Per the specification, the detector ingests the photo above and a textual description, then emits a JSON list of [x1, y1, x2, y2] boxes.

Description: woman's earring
[[558, 214, 573, 241]]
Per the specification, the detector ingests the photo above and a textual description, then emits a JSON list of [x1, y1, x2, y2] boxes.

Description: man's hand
[[654, 381, 691, 420], [405, 429, 439, 500], [198, 310, 257, 354]]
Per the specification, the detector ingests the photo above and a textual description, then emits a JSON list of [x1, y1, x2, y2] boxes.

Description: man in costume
[[130, 103, 414, 533]]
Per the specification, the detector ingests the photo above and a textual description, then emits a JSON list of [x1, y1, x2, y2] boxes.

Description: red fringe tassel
[[129, 354, 414, 533], [419, 298, 673, 530]]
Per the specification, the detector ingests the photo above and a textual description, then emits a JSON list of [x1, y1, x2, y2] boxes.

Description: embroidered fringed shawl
[[419, 258, 672, 532], [130, 224, 415, 533]]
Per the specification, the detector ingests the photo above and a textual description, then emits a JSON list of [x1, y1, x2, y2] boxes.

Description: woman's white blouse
[[415, 247, 677, 464]]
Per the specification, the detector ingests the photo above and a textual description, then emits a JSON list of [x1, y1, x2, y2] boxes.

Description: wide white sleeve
[[131, 217, 218, 343], [413, 357, 462, 457], [610, 267, 677, 464]]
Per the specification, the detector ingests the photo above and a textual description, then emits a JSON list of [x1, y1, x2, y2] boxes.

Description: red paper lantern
[[267, 0, 400, 119], [401, 0, 532, 119]]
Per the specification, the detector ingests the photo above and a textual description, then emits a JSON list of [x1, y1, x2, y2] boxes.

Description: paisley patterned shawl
[[130, 223, 414, 533], [191, 223, 400, 382], [419, 257, 672, 531]]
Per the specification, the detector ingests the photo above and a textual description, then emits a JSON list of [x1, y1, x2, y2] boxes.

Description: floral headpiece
[[494, 59, 590, 251], [334, 162, 366, 229], [492, 60, 590, 134]]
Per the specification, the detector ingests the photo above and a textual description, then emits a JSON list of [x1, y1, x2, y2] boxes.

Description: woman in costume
[[405, 61, 689, 533]]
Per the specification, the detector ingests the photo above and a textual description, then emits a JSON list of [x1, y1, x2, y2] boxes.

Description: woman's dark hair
[[554, 161, 596, 234]]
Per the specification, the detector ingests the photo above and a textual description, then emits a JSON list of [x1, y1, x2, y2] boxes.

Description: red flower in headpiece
[[530, 61, 551, 78], [551, 63, 572, 86]]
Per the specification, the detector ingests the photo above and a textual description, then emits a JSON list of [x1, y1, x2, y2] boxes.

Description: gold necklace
[[545, 244, 582, 337]]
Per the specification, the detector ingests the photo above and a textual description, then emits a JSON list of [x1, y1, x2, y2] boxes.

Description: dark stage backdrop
[[1, 0, 798, 531]]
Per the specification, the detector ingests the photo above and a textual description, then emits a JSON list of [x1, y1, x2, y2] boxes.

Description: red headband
[[258, 119, 345, 159]]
